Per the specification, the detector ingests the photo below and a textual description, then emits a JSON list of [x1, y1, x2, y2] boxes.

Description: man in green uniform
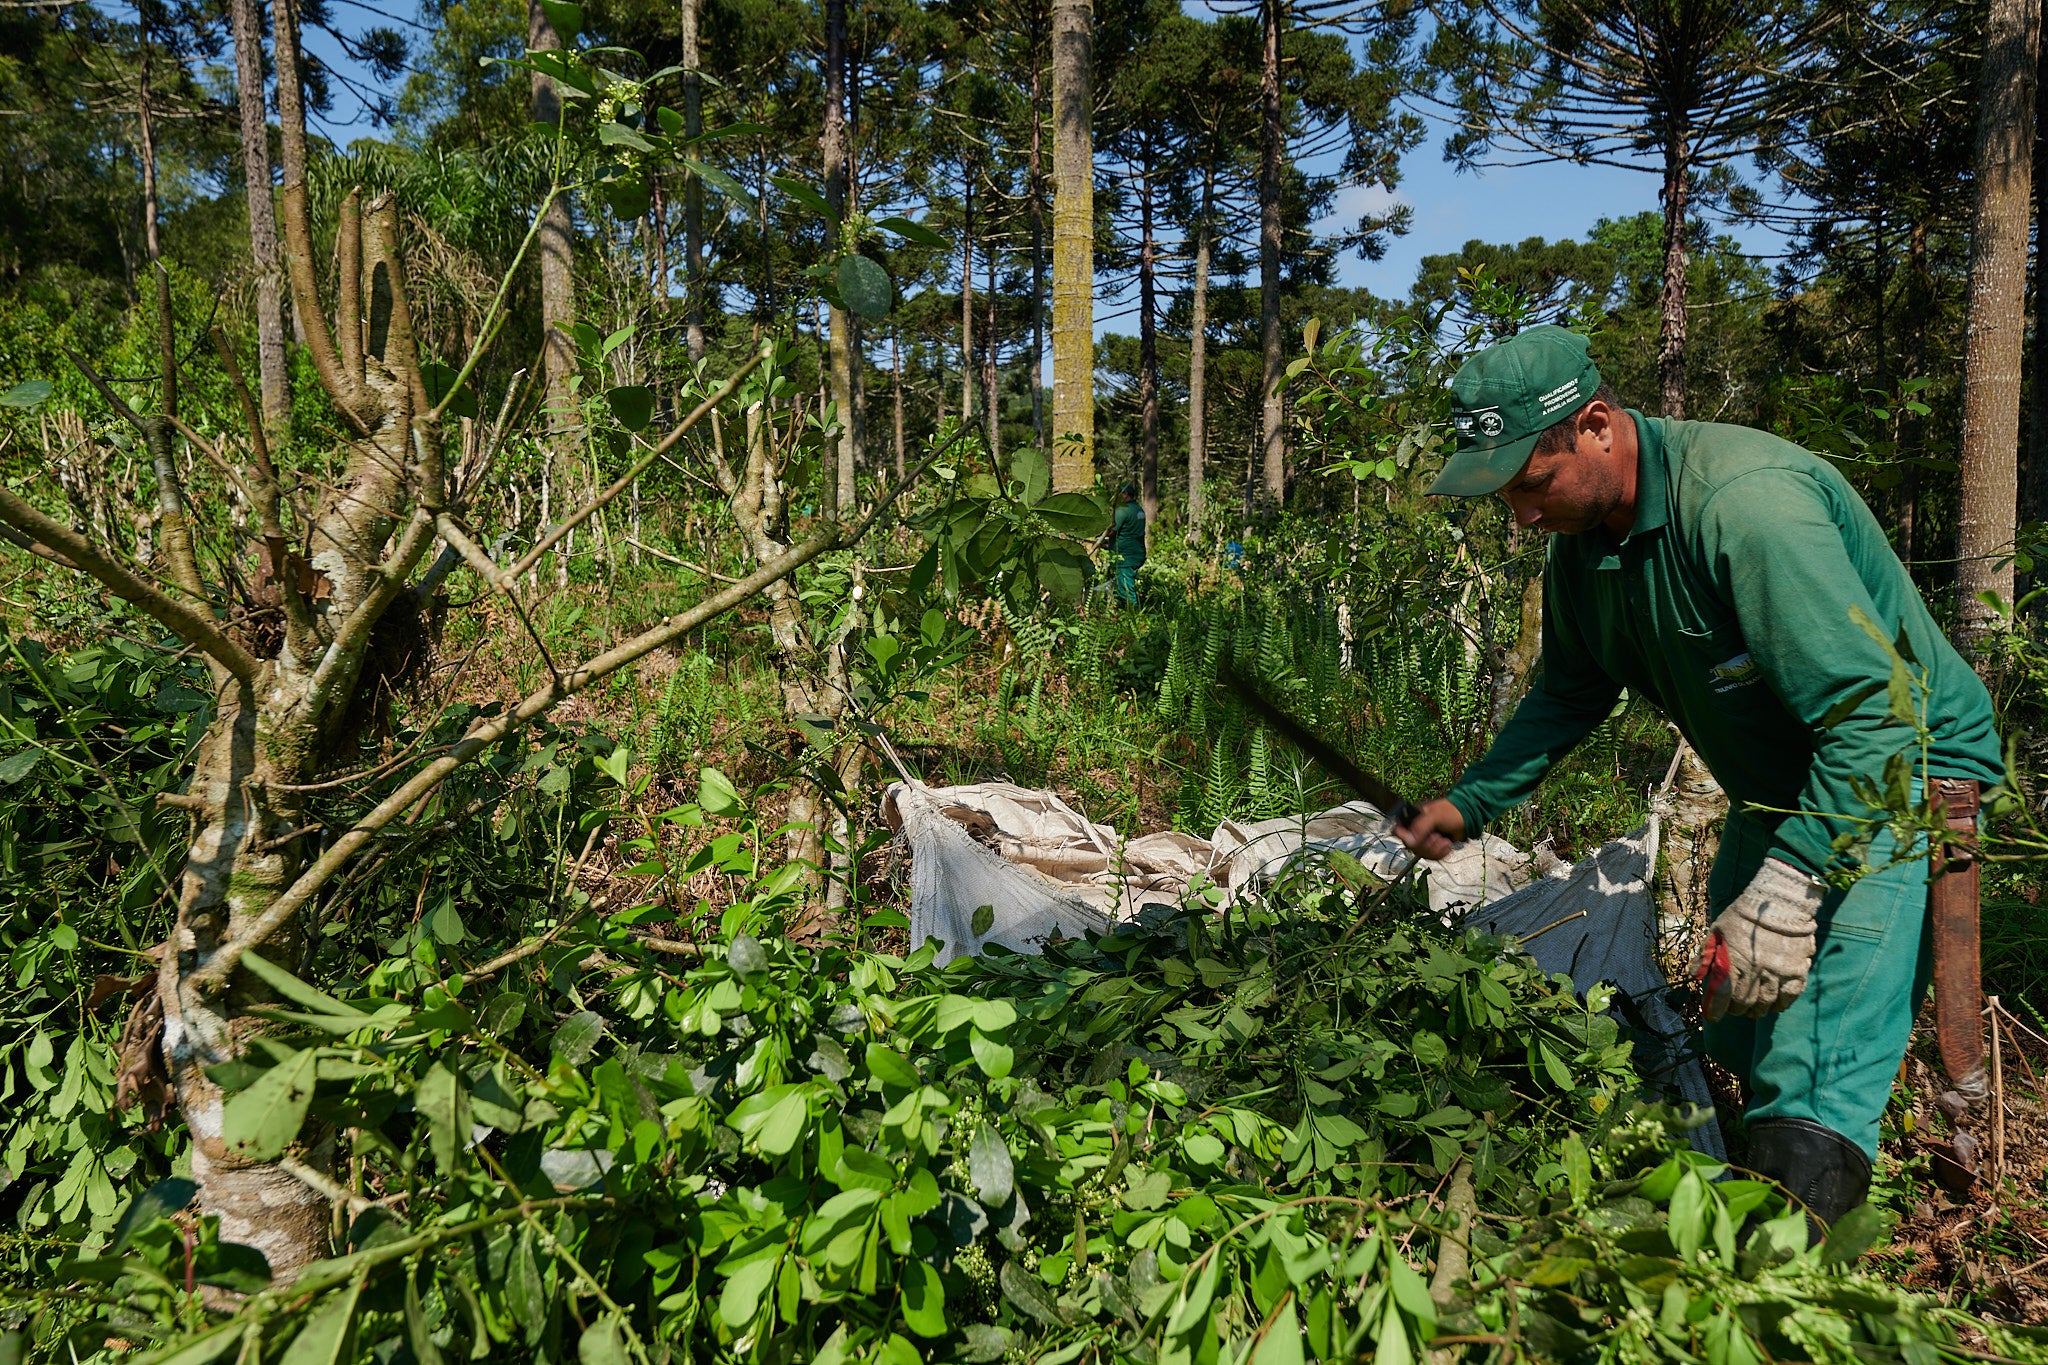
[[1106, 481, 1146, 605], [1391, 326, 2004, 1233]]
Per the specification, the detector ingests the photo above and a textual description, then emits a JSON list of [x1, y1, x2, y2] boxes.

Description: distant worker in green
[[1102, 481, 1146, 605], [1389, 325, 2004, 1239]]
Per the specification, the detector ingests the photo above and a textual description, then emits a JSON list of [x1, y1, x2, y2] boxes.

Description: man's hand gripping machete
[[1690, 858, 1825, 1021]]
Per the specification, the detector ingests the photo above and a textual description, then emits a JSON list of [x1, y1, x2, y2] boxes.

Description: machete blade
[[1216, 662, 1418, 827]]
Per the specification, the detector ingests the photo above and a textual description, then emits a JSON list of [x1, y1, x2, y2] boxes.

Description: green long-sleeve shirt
[[1446, 413, 2004, 877], [1112, 501, 1148, 564]]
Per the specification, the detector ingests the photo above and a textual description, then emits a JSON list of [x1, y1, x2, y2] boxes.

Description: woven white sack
[[881, 783, 1110, 963], [880, 781, 1530, 958]]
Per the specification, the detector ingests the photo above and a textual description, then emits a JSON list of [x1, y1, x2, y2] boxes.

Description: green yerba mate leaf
[[111, 1177, 197, 1254], [577, 1313, 628, 1365], [969, 1122, 1014, 1205], [221, 1049, 319, 1162], [605, 384, 655, 431], [836, 254, 892, 319], [553, 1011, 604, 1065], [538, 0, 581, 38], [901, 1260, 947, 1337], [0, 380, 52, 409], [1818, 1202, 1890, 1267], [415, 1061, 471, 1174]]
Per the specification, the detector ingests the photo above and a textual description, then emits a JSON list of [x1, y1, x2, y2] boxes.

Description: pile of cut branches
[[9, 871, 2043, 1365]]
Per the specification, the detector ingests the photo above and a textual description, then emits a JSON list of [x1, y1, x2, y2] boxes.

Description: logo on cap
[[1477, 411, 1504, 436]]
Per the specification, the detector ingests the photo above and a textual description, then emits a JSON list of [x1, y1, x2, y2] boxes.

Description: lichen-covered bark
[[162, 668, 329, 1276]]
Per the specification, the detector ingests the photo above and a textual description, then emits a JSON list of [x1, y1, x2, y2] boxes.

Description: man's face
[[1494, 403, 1627, 536]]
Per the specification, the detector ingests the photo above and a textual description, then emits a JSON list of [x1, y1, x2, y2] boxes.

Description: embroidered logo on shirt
[[1709, 653, 1761, 694]]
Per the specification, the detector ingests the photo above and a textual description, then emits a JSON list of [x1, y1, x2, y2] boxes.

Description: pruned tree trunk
[[1657, 135, 1691, 419], [1258, 0, 1285, 501], [682, 0, 705, 362], [1137, 141, 1159, 546], [1955, 0, 2041, 653], [153, 0, 429, 1277], [721, 403, 845, 941], [1655, 742, 1727, 962], [1187, 160, 1212, 541], [229, 0, 291, 444], [1050, 0, 1094, 490]]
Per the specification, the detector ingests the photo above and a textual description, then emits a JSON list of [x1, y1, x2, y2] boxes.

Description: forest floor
[[1880, 1018, 2048, 1322]]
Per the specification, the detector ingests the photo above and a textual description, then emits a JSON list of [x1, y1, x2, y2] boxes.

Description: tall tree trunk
[[893, 326, 906, 478], [1902, 218, 1930, 566], [1137, 142, 1159, 546], [530, 0, 578, 559], [650, 177, 669, 365], [1258, 0, 1285, 501], [961, 178, 975, 426], [1187, 159, 1212, 541], [1030, 60, 1047, 454], [2026, 30, 2048, 605], [1050, 0, 1094, 489], [986, 241, 1000, 460], [682, 0, 704, 361], [823, 0, 854, 519], [1657, 134, 1691, 419], [755, 138, 772, 337], [1955, 0, 2041, 653], [137, 29, 177, 421], [228, 0, 291, 443]]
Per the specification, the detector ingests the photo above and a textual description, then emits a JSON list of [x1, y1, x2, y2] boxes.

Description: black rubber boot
[[1745, 1117, 1872, 1246]]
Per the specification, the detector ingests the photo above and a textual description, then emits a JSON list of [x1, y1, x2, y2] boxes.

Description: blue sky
[[1318, 147, 1795, 302], [1324, 155, 1661, 298]]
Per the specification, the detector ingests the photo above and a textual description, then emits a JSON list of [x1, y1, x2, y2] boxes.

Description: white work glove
[[1691, 858, 1825, 1022]]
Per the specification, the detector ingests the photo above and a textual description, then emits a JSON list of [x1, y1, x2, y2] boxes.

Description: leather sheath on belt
[[1929, 778, 1985, 1099]]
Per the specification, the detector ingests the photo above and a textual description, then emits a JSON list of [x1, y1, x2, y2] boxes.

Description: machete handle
[[1695, 931, 1733, 1022]]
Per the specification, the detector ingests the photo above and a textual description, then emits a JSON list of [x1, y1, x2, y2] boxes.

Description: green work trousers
[[1113, 559, 1142, 606], [1702, 805, 1934, 1160]]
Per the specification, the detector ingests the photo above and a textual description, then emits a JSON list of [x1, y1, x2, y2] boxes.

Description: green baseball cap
[[1427, 325, 1603, 497]]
